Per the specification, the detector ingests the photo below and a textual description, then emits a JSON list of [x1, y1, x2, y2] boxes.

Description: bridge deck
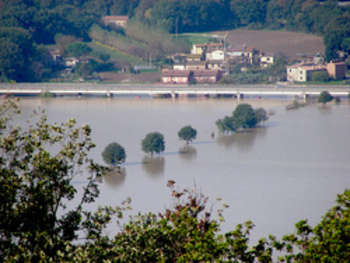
[[0, 83, 349, 97]]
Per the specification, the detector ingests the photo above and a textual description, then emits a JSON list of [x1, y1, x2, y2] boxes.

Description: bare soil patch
[[224, 30, 324, 60]]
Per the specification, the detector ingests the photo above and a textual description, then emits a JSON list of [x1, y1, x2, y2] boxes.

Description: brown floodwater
[[16, 97, 350, 241]]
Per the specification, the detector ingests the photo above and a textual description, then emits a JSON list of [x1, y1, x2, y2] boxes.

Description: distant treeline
[[0, 0, 350, 81]]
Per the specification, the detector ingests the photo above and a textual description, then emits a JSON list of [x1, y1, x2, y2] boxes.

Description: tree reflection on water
[[178, 145, 197, 162], [103, 167, 126, 188], [216, 127, 267, 152], [142, 156, 165, 179]]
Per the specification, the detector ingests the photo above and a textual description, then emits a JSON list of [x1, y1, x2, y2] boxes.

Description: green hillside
[[0, 0, 349, 82]]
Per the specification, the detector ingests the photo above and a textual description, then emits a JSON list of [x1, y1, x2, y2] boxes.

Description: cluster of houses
[[162, 42, 275, 84], [287, 59, 346, 82]]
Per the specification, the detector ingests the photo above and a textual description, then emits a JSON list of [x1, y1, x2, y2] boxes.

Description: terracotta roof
[[162, 70, 190, 77], [288, 63, 326, 71], [192, 70, 219, 77]]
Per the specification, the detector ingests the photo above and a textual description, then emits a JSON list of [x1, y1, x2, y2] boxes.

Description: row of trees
[[102, 126, 197, 166], [103, 104, 270, 168], [1, 99, 349, 262]]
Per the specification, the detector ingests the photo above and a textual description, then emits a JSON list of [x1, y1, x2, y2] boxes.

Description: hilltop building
[[102, 16, 128, 28]]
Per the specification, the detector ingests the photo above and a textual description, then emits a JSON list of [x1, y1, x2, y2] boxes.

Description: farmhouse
[[326, 61, 346, 80], [207, 60, 225, 70], [206, 49, 225, 61], [191, 44, 206, 55], [186, 54, 202, 62], [102, 16, 128, 28], [161, 69, 190, 84], [173, 63, 186, 71], [260, 52, 274, 68], [192, 70, 222, 84], [186, 61, 207, 71], [287, 63, 327, 82], [287, 61, 346, 82]]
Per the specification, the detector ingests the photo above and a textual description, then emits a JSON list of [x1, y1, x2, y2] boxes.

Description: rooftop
[[103, 16, 128, 21], [162, 70, 190, 77]]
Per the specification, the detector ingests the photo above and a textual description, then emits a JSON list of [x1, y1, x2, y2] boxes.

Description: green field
[[88, 41, 144, 66], [175, 33, 216, 45]]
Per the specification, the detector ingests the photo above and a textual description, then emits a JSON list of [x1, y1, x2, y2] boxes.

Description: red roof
[[192, 70, 219, 77], [162, 70, 190, 77]]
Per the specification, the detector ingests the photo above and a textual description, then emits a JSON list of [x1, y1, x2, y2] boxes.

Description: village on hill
[[44, 15, 348, 85]]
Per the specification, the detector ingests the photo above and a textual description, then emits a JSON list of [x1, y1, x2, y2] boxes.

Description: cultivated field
[[217, 30, 325, 60]]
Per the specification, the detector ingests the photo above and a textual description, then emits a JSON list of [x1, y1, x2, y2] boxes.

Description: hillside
[[0, 0, 349, 82]]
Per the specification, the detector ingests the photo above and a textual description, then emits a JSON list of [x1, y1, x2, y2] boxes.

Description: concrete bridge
[[0, 83, 349, 99]]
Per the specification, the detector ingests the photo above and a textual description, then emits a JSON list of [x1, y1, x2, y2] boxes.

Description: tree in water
[[232, 103, 257, 129], [102, 142, 126, 167], [142, 132, 165, 156], [318, 90, 333, 104], [254, 107, 269, 125], [178, 125, 197, 144]]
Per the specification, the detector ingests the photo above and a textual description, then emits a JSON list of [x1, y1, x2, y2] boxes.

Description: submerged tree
[[178, 125, 197, 144], [102, 142, 126, 167], [142, 132, 165, 156], [216, 116, 236, 134], [318, 90, 333, 104], [232, 103, 257, 128], [254, 107, 269, 124]]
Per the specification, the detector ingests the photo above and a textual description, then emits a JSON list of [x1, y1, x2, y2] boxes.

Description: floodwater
[[15, 97, 350, 241]]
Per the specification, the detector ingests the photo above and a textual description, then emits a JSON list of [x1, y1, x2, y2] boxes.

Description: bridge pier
[[236, 91, 243, 103], [171, 91, 178, 99], [303, 93, 309, 103]]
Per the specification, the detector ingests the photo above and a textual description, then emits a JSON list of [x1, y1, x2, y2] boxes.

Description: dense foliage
[[142, 132, 165, 155], [178, 125, 197, 144], [318, 90, 334, 104], [216, 103, 268, 134], [1, 99, 349, 262], [0, 0, 349, 81], [102, 142, 126, 166], [0, 100, 107, 261]]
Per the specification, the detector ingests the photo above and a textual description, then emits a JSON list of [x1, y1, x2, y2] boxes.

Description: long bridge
[[0, 83, 349, 99]]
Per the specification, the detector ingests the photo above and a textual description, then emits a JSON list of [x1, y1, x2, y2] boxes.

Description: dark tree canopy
[[216, 104, 267, 134], [178, 125, 197, 144], [232, 103, 257, 129], [318, 90, 333, 104], [142, 132, 165, 155], [216, 116, 236, 134], [102, 142, 126, 166], [0, 100, 106, 261], [254, 108, 269, 124]]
